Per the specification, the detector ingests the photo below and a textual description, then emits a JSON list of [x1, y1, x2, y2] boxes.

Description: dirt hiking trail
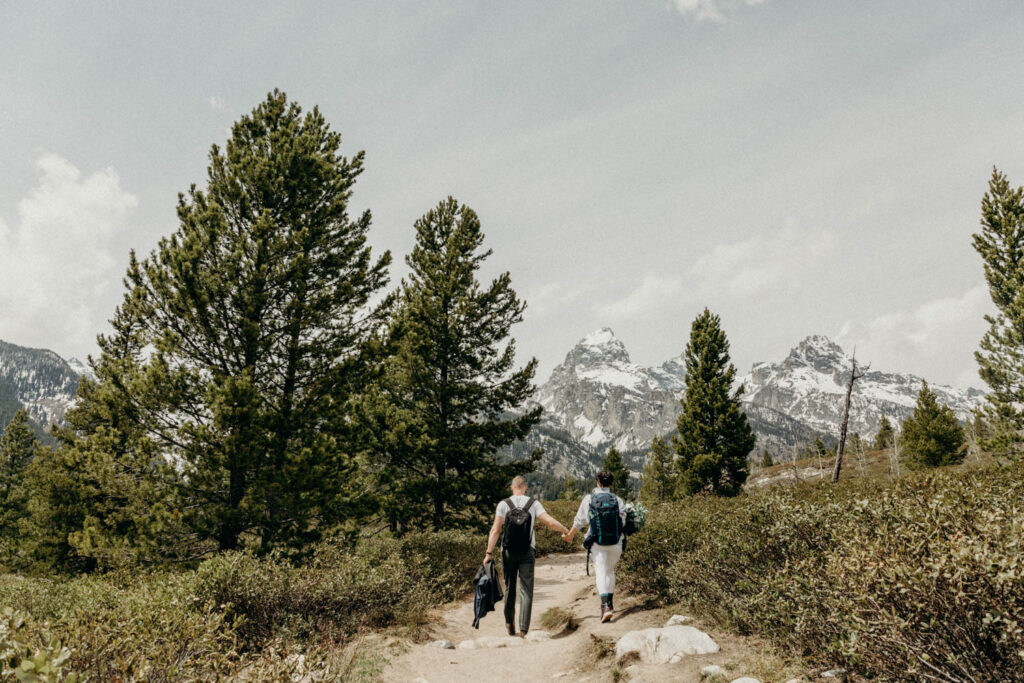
[[380, 552, 798, 683]]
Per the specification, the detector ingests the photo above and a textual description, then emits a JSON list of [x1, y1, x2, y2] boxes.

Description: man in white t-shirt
[[484, 475, 572, 636]]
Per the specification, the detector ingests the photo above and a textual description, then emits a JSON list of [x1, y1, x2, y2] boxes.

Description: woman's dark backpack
[[501, 498, 535, 554], [587, 492, 622, 546]]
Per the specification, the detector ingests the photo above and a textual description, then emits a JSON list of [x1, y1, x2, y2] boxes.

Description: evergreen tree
[[364, 197, 541, 531], [848, 432, 863, 453], [673, 309, 756, 496], [901, 381, 966, 468], [602, 446, 632, 499], [66, 91, 390, 555], [973, 168, 1024, 456], [758, 449, 774, 468], [559, 475, 583, 501], [0, 410, 36, 549], [873, 416, 894, 450], [640, 435, 675, 503]]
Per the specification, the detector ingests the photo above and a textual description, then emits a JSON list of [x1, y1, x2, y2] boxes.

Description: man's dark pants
[[502, 547, 535, 633]]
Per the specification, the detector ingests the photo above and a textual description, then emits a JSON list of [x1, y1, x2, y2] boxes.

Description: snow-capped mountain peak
[[742, 335, 984, 439], [532, 329, 685, 454], [571, 328, 632, 366], [787, 334, 848, 372]]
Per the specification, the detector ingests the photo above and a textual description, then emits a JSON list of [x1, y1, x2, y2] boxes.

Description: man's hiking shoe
[[506, 623, 516, 636]]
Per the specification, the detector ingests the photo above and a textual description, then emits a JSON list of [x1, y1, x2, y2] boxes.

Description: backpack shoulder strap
[[503, 498, 514, 512], [522, 497, 535, 513]]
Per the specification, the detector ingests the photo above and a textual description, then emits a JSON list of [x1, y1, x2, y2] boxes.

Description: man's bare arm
[[484, 517, 503, 563], [537, 511, 570, 535]]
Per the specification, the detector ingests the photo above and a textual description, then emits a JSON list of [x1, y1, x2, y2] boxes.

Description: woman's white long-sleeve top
[[572, 487, 627, 531]]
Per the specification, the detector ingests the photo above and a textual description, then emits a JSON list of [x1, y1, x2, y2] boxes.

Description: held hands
[[561, 528, 575, 543]]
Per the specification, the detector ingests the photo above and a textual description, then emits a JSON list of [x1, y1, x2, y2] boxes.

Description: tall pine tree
[[602, 446, 632, 499], [973, 168, 1024, 456], [364, 197, 541, 531], [873, 416, 895, 450], [69, 91, 391, 554], [673, 309, 755, 496], [640, 435, 675, 503], [901, 381, 965, 468], [0, 410, 36, 550]]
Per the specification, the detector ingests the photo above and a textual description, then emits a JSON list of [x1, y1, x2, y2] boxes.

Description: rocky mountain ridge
[[522, 329, 985, 477], [0, 339, 84, 429], [740, 334, 985, 443]]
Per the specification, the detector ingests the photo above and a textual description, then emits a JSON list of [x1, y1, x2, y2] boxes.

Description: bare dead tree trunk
[[789, 445, 801, 484], [832, 353, 867, 483], [964, 418, 983, 462], [889, 426, 901, 478]]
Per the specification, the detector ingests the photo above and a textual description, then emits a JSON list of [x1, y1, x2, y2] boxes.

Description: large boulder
[[616, 625, 720, 664]]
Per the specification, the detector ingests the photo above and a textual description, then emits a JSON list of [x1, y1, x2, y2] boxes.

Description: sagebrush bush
[[0, 529, 483, 680], [194, 530, 481, 645], [620, 464, 1024, 682], [0, 570, 239, 680]]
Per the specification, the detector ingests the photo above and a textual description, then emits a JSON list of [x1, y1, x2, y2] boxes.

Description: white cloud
[[836, 285, 992, 389], [209, 96, 229, 112], [670, 0, 766, 22], [0, 153, 137, 358], [599, 222, 835, 320], [525, 280, 593, 319]]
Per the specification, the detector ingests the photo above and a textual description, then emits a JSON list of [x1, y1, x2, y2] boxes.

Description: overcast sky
[[2, 1, 1023, 389]]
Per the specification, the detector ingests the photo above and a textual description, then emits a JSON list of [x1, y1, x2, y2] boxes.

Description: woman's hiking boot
[[600, 595, 613, 623]]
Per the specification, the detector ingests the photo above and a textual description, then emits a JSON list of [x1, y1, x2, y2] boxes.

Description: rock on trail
[[615, 625, 720, 664]]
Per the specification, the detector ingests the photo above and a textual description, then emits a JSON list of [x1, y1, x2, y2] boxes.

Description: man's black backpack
[[501, 497, 535, 554]]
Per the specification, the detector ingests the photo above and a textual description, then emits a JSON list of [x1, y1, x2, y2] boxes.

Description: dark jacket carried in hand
[[472, 560, 503, 629]]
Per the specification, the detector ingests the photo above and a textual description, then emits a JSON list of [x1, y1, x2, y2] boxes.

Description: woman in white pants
[[564, 470, 627, 622]]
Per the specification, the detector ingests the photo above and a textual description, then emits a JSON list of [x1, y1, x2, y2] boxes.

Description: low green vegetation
[[621, 461, 1024, 682], [0, 531, 480, 679]]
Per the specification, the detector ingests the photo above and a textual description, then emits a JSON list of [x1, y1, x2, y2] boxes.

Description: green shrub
[[0, 608, 78, 683], [193, 530, 480, 646], [620, 465, 1024, 681], [0, 571, 238, 679], [0, 529, 482, 679]]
